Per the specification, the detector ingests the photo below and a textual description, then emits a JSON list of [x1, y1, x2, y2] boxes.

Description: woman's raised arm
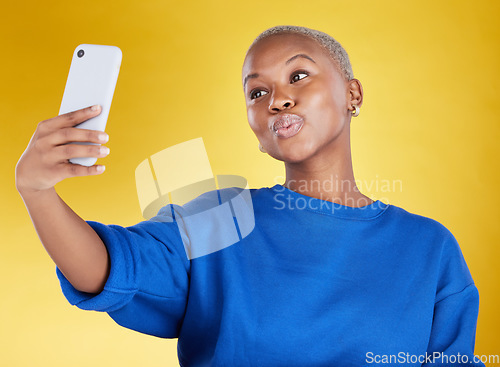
[[16, 105, 110, 293]]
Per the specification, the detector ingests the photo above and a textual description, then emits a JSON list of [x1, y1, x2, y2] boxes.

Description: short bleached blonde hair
[[246, 25, 354, 81]]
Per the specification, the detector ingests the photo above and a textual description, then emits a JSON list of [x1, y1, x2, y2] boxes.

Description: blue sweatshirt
[[56, 184, 483, 366]]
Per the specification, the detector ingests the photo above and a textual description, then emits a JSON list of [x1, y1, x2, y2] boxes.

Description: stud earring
[[351, 105, 360, 117], [258, 143, 266, 153]]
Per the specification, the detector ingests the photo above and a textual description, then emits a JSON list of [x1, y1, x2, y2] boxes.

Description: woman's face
[[242, 33, 357, 164]]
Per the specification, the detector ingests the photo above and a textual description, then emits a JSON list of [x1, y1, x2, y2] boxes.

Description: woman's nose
[[268, 88, 295, 113]]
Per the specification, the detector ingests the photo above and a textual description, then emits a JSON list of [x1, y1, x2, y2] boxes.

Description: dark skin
[[242, 33, 374, 207]]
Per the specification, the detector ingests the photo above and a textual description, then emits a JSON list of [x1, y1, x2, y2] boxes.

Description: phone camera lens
[[77, 49, 85, 58]]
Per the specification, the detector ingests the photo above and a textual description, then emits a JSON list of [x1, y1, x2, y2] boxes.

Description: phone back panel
[[59, 44, 122, 166]]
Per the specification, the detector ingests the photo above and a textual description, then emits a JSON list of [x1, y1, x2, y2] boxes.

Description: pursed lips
[[270, 113, 305, 138]]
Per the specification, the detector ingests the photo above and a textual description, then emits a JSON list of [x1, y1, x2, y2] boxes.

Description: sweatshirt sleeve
[[55, 205, 190, 338], [422, 230, 485, 366]]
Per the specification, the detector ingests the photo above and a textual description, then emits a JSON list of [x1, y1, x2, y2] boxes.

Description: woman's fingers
[[15, 104, 109, 193], [51, 143, 110, 163], [49, 127, 109, 146], [49, 104, 102, 129], [59, 161, 106, 179], [31, 163, 106, 190]]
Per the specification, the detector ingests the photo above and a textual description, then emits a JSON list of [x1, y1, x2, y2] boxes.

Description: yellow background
[[1, 0, 499, 365]]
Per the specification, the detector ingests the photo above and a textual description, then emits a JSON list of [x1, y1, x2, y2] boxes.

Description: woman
[[16, 25, 483, 366]]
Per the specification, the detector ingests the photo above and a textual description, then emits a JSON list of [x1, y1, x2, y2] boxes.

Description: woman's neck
[[283, 138, 374, 208]]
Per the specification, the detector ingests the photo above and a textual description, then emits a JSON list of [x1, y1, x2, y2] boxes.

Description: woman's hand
[[15, 105, 110, 194]]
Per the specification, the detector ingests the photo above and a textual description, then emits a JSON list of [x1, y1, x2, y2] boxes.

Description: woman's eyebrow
[[243, 54, 316, 88], [243, 73, 259, 89], [285, 53, 316, 65]]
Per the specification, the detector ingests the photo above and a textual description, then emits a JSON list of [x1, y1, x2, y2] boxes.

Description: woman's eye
[[291, 72, 308, 83], [250, 90, 268, 100]]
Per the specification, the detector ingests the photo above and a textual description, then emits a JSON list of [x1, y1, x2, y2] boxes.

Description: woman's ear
[[347, 78, 363, 108]]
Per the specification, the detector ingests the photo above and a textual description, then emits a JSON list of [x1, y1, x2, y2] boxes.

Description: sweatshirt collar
[[270, 184, 389, 220]]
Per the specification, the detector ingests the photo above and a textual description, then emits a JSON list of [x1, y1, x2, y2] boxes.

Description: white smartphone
[[59, 44, 122, 166]]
